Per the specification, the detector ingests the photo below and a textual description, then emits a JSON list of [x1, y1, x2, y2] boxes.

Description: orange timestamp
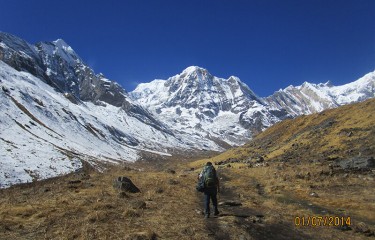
[[294, 216, 351, 227]]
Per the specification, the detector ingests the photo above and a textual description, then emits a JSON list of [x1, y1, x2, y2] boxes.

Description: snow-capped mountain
[[265, 71, 375, 116], [0, 33, 220, 188], [131, 66, 374, 146], [130, 66, 289, 145], [0, 32, 374, 187]]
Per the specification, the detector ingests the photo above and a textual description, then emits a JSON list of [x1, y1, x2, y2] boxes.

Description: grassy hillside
[[193, 98, 375, 166], [0, 99, 374, 239]]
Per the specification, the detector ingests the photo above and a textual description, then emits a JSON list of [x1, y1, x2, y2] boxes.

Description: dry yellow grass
[[1, 99, 374, 239], [0, 164, 208, 239]]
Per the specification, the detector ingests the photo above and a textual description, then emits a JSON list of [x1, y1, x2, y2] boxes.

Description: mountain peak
[[52, 39, 75, 54], [177, 66, 214, 83], [182, 66, 206, 72], [318, 80, 333, 88], [228, 75, 241, 83], [36, 38, 81, 66], [181, 66, 210, 76], [53, 38, 68, 46]]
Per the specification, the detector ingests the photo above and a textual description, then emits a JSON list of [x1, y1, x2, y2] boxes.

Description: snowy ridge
[[0, 34, 221, 188], [265, 70, 375, 116], [131, 67, 288, 146], [327, 71, 375, 104], [1, 32, 374, 188], [132, 67, 374, 147], [0, 61, 226, 187]]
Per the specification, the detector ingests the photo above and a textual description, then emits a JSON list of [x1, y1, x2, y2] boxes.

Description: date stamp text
[[294, 216, 351, 227]]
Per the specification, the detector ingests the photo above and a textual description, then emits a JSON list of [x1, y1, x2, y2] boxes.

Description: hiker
[[198, 162, 220, 218]]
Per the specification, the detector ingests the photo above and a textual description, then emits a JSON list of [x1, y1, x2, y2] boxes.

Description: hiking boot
[[214, 210, 220, 216]]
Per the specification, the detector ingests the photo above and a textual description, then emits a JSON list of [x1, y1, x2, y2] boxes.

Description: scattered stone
[[165, 169, 176, 174], [195, 209, 204, 215], [219, 201, 242, 207], [295, 173, 304, 179], [254, 162, 268, 167], [39, 187, 51, 193], [309, 192, 319, 198], [255, 156, 264, 163], [335, 157, 375, 171], [113, 177, 140, 193], [168, 179, 179, 185], [155, 188, 164, 194], [354, 222, 374, 236], [83, 182, 95, 188], [68, 180, 81, 184], [75, 172, 90, 180], [249, 214, 264, 223]]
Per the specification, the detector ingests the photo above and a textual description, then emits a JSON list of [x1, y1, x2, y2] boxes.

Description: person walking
[[198, 162, 220, 218]]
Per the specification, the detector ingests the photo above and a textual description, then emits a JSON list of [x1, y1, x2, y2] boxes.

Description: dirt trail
[[195, 170, 313, 240]]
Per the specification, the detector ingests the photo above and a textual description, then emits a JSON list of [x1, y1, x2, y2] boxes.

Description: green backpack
[[203, 165, 217, 188]]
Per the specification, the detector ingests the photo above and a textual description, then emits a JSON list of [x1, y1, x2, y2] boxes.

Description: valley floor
[[0, 156, 374, 240]]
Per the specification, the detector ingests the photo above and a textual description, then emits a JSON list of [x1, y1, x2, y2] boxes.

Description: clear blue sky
[[1, 0, 374, 96]]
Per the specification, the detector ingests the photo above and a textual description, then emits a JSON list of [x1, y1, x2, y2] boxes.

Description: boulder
[[335, 157, 375, 171], [354, 222, 374, 236], [113, 177, 140, 193]]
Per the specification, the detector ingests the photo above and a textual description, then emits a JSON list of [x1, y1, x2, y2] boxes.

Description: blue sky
[[1, 0, 374, 97]]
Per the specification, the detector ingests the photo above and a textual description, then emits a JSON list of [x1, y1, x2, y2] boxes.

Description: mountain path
[[194, 170, 313, 240]]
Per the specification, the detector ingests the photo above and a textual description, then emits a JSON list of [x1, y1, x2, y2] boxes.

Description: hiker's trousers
[[204, 187, 218, 214]]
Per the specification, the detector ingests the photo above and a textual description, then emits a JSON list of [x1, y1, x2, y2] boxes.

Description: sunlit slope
[[193, 98, 375, 167]]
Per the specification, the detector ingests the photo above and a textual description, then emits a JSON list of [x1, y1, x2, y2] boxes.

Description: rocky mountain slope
[[0, 31, 374, 187], [131, 66, 374, 146], [0, 60, 188, 188], [0, 33, 218, 188], [131, 66, 290, 146]]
